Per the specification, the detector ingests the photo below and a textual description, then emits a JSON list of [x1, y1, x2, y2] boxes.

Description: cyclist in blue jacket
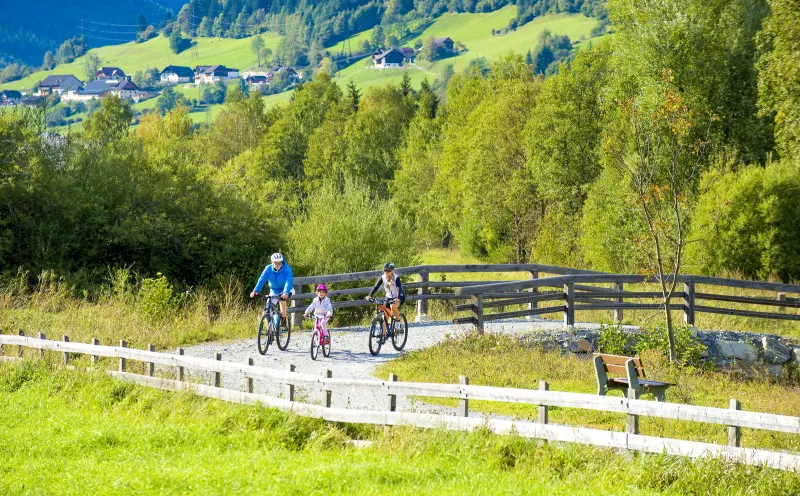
[[250, 253, 294, 327]]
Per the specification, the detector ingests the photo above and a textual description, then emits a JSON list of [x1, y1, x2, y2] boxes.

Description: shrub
[[598, 322, 632, 355], [637, 324, 706, 367], [138, 273, 179, 323]]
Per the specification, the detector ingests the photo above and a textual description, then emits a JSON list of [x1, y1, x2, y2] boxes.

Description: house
[[399, 47, 415, 63], [21, 96, 42, 107], [193, 65, 212, 80], [275, 66, 300, 82], [245, 75, 268, 89], [62, 79, 144, 102], [373, 48, 405, 68], [37, 75, 83, 95], [194, 65, 239, 85], [434, 37, 455, 52], [160, 65, 194, 84], [95, 67, 126, 80], [0, 90, 22, 106]]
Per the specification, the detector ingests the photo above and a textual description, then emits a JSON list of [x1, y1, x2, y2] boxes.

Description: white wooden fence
[[2, 333, 799, 471]]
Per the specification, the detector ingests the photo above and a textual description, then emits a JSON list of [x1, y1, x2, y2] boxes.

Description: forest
[[1, 0, 799, 295]]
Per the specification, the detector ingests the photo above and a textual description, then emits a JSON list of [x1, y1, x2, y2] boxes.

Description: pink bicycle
[[306, 315, 331, 360]]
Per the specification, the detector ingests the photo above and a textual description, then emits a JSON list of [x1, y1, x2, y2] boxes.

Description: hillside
[[0, 33, 281, 92], [334, 7, 600, 90]]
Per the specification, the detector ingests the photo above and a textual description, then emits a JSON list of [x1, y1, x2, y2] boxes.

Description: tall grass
[[377, 334, 800, 453], [1, 360, 799, 495]]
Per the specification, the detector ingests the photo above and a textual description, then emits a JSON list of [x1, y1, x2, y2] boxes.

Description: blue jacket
[[253, 262, 294, 295]]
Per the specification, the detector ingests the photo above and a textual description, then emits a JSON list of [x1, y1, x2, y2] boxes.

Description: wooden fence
[[2, 333, 799, 471], [285, 264, 800, 333]]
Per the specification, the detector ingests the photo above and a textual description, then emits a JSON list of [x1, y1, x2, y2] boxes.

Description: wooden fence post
[[177, 348, 184, 381], [147, 344, 155, 376], [471, 294, 484, 334], [324, 369, 332, 408], [778, 293, 786, 312], [683, 281, 695, 326], [627, 388, 639, 435], [613, 281, 624, 323], [527, 271, 539, 317], [387, 373, 398, 412], [119, 340, 127, 372], [728, 399, 741, 447], [91, 338, 99, 364], [290, 285, 302, 328], [62, 335, 70, 365], [285, 364, 295, 401], [246, 358, 254, 393], [563, 283, 575, 327], [39, 333, 46, 359], [458, 376, 469, 417], [18, 330, 24, 358], [214, 352, 222, 387], [416, 272, 430, 322], [538, 381, 549, 424]]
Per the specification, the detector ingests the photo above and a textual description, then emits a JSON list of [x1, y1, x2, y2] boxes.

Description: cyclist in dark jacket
[[366, 262, 404, 321]]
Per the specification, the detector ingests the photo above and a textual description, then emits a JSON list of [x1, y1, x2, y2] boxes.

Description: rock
[[577, 337, 593, 353], [767, 365, 785, 380], [761, 336, 792, 364], [715, 340, 759, 361]]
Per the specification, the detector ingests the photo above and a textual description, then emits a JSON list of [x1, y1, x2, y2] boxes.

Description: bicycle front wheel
[[322, 333, 331, 358], [368, 317, 383, 356], [391, 314, 408, 351], [257, 315, 271, 355], [310, 331, 320, 360], [277, 317, 291, 350]]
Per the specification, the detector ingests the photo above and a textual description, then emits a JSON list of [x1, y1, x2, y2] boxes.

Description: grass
[[333, 8, 600, 91], [2, 359, 799, 494], [376, 334, 800, 453], [0, 34, 282, 93]]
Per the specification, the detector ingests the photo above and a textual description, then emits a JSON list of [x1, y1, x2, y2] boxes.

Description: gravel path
[[175, 318, 604, 417]]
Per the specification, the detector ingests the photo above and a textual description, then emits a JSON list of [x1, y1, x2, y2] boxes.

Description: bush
[[638, 325, 707, 367], [138, 273, 179, 323], [598, 322, 633, 355], [686, 162, 800, 282]]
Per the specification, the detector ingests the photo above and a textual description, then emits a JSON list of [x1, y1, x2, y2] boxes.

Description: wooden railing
[[285, 264, 800, 333], [2, 333, 799, 471]]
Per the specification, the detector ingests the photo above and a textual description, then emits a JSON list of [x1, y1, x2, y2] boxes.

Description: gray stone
[[767, 365, 785, 380], [761, 336, 792, 364], [792, 347, 800, 366], [715, 340, 759, 361]]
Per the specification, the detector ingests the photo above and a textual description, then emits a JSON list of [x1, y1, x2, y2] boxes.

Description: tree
[[212, 14, 225, 38], [156, 86, 189, 114], [138, 15, 148, 35], [370, 25, 385, 50], [251, 36, 265, 65], [196, 16, 212, 37], [169, 25, 192, 54], [347, 80, 361, 111], [83, 52, 101, 82], [259, 48, 273, 67], [419, 36, 442, 61], [82, 95, 133, 146], [757, 0, 800, 159], [400, 71, 412, 96], [42, 51, 55, 70]]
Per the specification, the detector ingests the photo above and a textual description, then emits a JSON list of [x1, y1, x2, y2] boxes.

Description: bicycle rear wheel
[[368, 317, 383, 356], [310, 331, 320, 360], [257, 315, 271, 355], [391, 314, 408, 351], [276, 317, 291, 350]]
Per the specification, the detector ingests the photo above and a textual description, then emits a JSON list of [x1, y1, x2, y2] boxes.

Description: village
[[0, 36, 459, 109], [0, 63, 302, 108]]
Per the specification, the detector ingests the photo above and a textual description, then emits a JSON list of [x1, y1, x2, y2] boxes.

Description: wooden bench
[[592, 353, 674, 401]]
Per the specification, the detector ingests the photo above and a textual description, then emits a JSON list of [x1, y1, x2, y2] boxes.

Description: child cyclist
[[304, 284, 333, 345], [365, 262, 404, 321]]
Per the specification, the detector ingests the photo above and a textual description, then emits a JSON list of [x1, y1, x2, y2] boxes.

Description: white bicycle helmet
[[271, 253, 284, 263]]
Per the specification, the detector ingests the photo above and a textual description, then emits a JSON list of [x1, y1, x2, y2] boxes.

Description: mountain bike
[[306, 315, 332, 360], [368, 297, 408, 356], [257, 295, 291, 354]]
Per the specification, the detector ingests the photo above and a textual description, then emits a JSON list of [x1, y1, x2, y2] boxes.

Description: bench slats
[[610, 378, 675, 387], [593, 353, 646, 378]]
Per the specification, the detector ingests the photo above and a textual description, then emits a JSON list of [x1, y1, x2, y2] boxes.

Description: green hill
[[0, 33, 282, 92], [334, 8, 600, 90]]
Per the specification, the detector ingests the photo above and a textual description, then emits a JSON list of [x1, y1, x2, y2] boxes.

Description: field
[[0, 33, 282, 93], [334, 8, 601, 91], [2, 359, 799, 495]]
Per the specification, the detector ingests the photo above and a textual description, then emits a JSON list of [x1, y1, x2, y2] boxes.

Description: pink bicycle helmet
[[316, 283, 328, 292]]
